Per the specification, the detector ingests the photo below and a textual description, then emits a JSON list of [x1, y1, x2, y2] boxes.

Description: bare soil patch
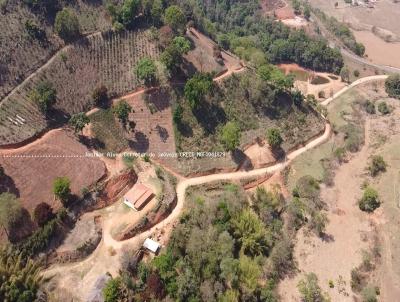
[[0, 129, 106, 213]]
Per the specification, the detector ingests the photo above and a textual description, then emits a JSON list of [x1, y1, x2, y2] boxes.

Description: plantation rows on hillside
[[0, 29, 160, 146]]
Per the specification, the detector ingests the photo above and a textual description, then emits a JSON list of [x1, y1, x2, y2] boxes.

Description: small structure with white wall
[[123, 183, 154, 211], [143, 238, 161, 254]]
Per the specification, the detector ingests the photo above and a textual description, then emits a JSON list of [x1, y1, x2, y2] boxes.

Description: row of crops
[[0, 28, 160, 146]]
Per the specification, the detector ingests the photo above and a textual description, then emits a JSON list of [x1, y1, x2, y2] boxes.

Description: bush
[[361, 286, 378, 302], [385, 74, 400, 99], [364, 100, 375, 114], [103, 277, 122, 302], [54, 8, 80, 42], [53, 177, 71, 206], [33, 202, 54, 227], [112, 100, 132, 125], [220, 122, 241, 151], [29, 81, 56, 113], [368, 155, 387, 177], [377, 101, 390, 115], [359, 187, 380, 213], [353, 69, 360, 77], [297, 273, 329, 302], [92, 85, 108, 107], [266, 128, 283, 149]]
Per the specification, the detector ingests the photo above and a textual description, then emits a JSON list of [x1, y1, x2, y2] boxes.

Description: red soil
[[0, 129, 106, 213]]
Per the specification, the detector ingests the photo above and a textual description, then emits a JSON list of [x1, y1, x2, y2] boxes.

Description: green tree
[[184, 73, 213, 109], [150, 0, 163, 25], [112, 100, 132, 126], [368, 155, 387, 177], [121, 0, 141, 26], [103, 277, 122, 302], [29, 81, 56, 113], [231, 209, 269, 256], [303, 6, 311, 20], [54, 8, 80, 42], [220, 122, 241, 151], [359, 187, 380, 213], [164, 5, 186, 32], [266, 128, 283, 149], [136, 57, 157, 85], [238, 255, 262, 294], [292, 89, 304, 106], [69, 112, 90, 133], [172, 36, 191, 54], [298, 273, 329, 302], [53, 177, 71, 205], [385, 74, 400, 99], [258, 64, 293, 90]]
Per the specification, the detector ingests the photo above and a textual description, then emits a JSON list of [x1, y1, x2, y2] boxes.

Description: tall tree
[[220, 122, 241, 152], [136, 57, 157, 85], [29, 81, 56, 113], [69, 113, 90, 133], [112, 100, 132, 126], [385, 74, 400, 99], [54, 8, 80, 42], [164, 5, 186, 33], [184, 73, 213, 109]]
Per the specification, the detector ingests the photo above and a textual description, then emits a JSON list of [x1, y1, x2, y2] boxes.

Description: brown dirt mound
[[0, 129, 106, 213]]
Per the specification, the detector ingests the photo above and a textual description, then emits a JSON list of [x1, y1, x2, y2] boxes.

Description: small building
[[143, 238, 161, 254], [123, 183, 154, 211]]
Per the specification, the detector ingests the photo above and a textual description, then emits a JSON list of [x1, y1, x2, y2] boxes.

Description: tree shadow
[[128, 131, 149, 152], [193, 102, 226, 135], [321, 233, 335, 243], [79, 136, 105, 151], [176, 121, 193, 138], [155, 125, 169, 143], [145, 88, 171, 112], [231, 149, 254, 171], [0, 173, 20, 197]]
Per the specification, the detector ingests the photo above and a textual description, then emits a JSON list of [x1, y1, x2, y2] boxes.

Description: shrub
[[53, 177, 71, 206], [220, 121, 241, 151], [297, 273, 329, 302], [385, 74, 400, 99], [103, 277, 122, 302], [364, 100, 375, 114], [353, 69, 360, 77], [54, 8, 80, 42], [184, 73, 213, 110], [377, 101, 390, 115], [361, 286, 378, 302], [368, 155, 387, 177], [69, 112, 90, 133], [291, 89, 304, 106], [359, 187, 380, 212], [173, 104, 183, 124], [33, 202, 54, 227], [29, 81, 56, 113], [266, 128, 283, 149], [112, 101, 132, 126]]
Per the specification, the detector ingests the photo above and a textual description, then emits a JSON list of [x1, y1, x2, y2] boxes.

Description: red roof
[[124, 183, 154, 210]]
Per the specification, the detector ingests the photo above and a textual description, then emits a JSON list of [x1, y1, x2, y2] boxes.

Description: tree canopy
[[69, 112, 90, 133], [29, 81, 56, 113], [359, 187, 380, 213], [385, 74, 400, 99], [184, 73, 213, 109], [266, 128, 283, 149], [54, 8, 80, 42], [53, 177, 71, 205], [164, 5, 186, 32], [112, 100, 132, 126], [0, 193, 27, 242], [136, 57, 157, 84], [219, 121, 241, 151]]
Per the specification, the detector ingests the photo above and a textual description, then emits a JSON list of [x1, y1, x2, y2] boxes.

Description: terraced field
[[0, 29, 160, 146]]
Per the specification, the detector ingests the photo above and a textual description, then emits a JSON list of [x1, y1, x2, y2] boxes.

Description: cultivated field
[[0, 28, 160, 146], [0, 129, 106, 213], [0, 0, 111, 100]]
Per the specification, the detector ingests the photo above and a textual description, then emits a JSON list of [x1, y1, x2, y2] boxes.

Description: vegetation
[[364, 100, 375, 114], [69, 113, 90, 133], [184, 73, 214, 110], [359, 187, 380, 213], [385, 74, 400, 99], [266, 128, 283, 150], [368, 155, 387, 177], [377, 101, 390, 115], [164, 5, 186, 33], [313, 8, 365, 56], [54, 8, 80, 42], [340, 66, 350, 83], [53, 177, 71, 206], [220, 121, 241, 151], [103, 277, 123, 302], [297, 273, 329, 302], [0, 193, 30, 243], [33, 202, 54, 227], [112, 100, 132, 126], [28, 81, 56, 113], [136, 57, 157, 85], [0, 251, 43, 302], [92, 85, 108, 107], [160, 36, 191, 72]]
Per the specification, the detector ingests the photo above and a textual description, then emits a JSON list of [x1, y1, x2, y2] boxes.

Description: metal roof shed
[[143, 238, 161, 254]]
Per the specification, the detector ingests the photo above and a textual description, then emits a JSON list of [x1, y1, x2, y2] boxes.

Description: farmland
[[0, 28, 160, 146], [0, 0, 111, 100]]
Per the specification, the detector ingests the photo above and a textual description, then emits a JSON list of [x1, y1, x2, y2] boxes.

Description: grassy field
[[0, 28, 160, 146]]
